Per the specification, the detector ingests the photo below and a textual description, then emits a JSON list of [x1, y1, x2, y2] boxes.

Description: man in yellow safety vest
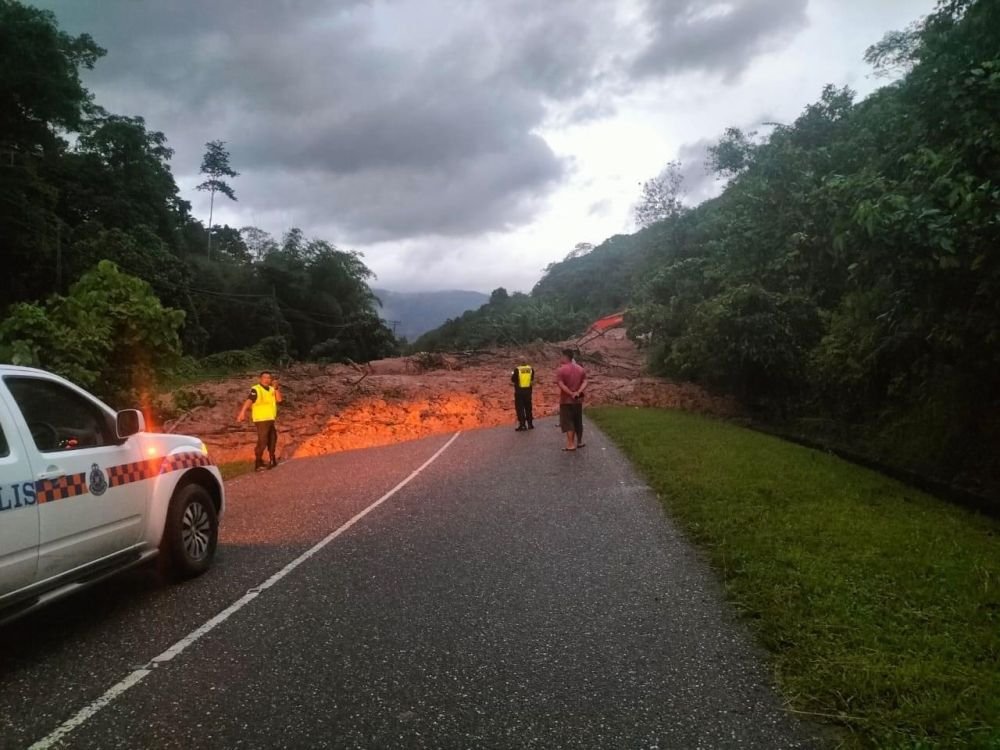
[[510, 364, 534, 431], [236, 371, 284, 470]]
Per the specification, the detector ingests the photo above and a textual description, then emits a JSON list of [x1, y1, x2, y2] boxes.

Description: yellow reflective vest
[[251, 384, 278, 422], [516, 365, 534, 389]]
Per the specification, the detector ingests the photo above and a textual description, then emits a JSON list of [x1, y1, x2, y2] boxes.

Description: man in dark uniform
[[511, 363, 534, 432], [236, 371, 283, 470]]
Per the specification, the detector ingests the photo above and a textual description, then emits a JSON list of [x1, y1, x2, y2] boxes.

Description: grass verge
[[589, 407, 999, 749], [218, 460, 255, 481]]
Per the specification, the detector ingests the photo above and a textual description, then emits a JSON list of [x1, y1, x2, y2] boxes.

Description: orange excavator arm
[[587, 311, 626, 333]]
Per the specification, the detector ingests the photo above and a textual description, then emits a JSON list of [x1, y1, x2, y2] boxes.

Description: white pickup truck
[[0, 365, 225, 624]]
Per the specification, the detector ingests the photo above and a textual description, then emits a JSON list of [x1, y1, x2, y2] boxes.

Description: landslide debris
[[164, 329, 737, 463]]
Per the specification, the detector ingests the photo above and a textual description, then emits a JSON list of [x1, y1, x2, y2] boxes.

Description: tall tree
[[634, 161, 685, 228], [196, 140, 238, 258], [0, 0, 105, 304], [68, 114, 181, 240], [240, 225, 277, 261], [0, 0, 104, 154]]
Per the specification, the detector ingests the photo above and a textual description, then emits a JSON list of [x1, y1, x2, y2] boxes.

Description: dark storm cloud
[[242, 133, 562, 242], [33, 0, 809, 243], [233, 42, 548, 175], [633, 0, 809, 79], [495, 0, 620, 100], [34, 0, 581, 239]]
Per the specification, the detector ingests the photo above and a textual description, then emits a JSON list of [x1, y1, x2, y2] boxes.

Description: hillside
[[412, 0, 1000, 499], [373, 289, 489, 341], [411, 289, 593, 352]]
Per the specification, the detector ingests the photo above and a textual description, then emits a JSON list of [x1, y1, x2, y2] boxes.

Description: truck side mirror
[[116, 409, 145, 439]]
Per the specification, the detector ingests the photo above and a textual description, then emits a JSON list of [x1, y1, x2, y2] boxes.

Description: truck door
[[0, 399, 40, 597], [1, 375, 148, 581]]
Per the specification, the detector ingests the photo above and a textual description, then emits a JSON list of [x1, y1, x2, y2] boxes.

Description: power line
[[100, 259, 350, 319], [185, 286, 373, 328], [189, 287, 270, 299], [183, 282, 376, 330]]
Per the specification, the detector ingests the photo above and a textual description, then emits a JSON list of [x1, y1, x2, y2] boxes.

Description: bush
[[663, 285, 821, 404], [0, 261, 184, 403]]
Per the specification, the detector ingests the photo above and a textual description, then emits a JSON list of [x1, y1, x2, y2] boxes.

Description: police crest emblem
[[88, 463, 108, 496]]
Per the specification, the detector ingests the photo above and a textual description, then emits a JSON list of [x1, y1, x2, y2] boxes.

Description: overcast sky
[[35, 0, 935, 293]]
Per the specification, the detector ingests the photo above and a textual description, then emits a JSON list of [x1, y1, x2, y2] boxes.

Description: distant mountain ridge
[[373, 288, 490, 341]]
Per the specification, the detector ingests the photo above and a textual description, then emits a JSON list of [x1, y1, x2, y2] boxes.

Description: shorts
[[559, 402, 583, 434]]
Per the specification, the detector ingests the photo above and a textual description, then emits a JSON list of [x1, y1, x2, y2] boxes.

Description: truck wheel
[[161, 483, 218, 579]]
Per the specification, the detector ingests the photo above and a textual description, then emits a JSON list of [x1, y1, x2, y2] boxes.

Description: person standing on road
[[511, 363, 535, 431], [236, 371, 283, 471], [556, 349, 587, 451]]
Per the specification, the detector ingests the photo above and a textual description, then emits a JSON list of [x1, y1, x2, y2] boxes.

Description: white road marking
[[29, 432, 462, 750]]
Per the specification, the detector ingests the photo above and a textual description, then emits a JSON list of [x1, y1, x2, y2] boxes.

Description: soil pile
[[165, 329, 737, 463]]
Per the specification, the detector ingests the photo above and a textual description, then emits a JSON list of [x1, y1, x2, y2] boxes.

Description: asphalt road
[[0, 418, 820, 749]]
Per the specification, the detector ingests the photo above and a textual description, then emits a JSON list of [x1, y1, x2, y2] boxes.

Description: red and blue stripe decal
[[34, 474, 88, 504], [35, 452, 213, 504]]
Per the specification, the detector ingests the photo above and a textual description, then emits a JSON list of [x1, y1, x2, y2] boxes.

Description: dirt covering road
[[165, 329, 737, 464]]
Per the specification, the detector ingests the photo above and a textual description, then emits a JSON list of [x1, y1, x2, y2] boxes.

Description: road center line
[[29, 432, 463, 750]]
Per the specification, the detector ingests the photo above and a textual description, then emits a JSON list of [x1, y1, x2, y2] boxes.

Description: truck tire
[[161, 482, 218, 579]]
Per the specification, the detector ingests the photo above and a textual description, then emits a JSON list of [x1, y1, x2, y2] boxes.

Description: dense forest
[[421, 0, 999, 495], [411, 288, 591, 351], [0, 1, 397, 403]]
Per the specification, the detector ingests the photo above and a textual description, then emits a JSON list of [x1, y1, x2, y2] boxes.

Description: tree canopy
[[421, 0, 1000, 494], [0, 1, 397, 401], [197, 139, 238, 258]]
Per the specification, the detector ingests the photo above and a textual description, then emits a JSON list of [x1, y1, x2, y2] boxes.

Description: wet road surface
[[0, 419, 820, 749]]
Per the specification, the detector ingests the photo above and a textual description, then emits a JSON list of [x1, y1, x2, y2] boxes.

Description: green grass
[[590, 407, 1000, 749], [218, 460, 255, 480]]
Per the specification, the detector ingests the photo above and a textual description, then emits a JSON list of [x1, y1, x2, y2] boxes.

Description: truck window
[[5, 377, 114, 453], [0, 421, 8, 458]]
